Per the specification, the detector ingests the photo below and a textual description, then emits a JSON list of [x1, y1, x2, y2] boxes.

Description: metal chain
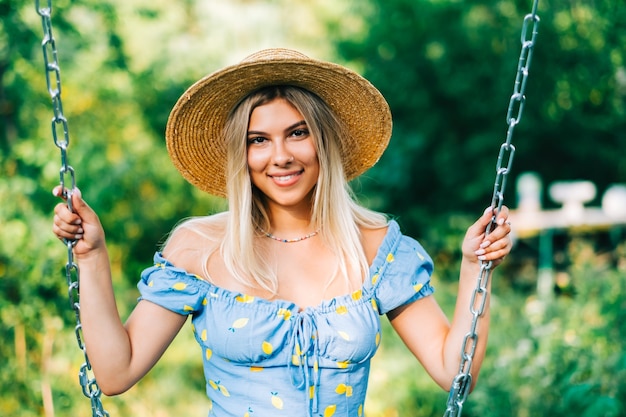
[[443, 1, 540, 416], [36, 1, 110, 416]]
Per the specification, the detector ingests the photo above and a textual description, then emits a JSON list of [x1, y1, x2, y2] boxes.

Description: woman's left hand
[[462, 205, 513, 267]]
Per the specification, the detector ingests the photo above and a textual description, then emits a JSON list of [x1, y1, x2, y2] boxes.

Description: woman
[[52, 48, 512, 417]]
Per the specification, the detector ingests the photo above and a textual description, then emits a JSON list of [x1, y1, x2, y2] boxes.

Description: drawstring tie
[[288, 312, 320, 417]]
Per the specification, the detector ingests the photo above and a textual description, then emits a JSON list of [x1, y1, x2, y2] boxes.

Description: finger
[[52, 213, 84, 240]]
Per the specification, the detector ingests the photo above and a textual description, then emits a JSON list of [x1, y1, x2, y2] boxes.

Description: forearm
[[75, 247, 134, 393]]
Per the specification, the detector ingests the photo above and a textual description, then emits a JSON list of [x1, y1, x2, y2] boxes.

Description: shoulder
[[162, 213, 227, 274], [360, 222, 391, 265]]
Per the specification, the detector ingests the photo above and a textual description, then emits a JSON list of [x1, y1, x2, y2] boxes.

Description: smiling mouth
[[270, 171, 302, 182]]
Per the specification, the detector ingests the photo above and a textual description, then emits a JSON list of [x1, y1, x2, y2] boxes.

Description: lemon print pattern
[[235, 294, 255, 303], [136, 220, 434, 417], [271, 392, 284, 409], [324, 404, 337, 417], [229, 317, 249, 332], [262, 341, 273, 355], [277, 308, 292, 321], [335, 383, 353, 397], [209, 379, 230, 397]]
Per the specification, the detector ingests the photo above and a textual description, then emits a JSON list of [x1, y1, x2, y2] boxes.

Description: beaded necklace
[[262, 229, 319, 243]]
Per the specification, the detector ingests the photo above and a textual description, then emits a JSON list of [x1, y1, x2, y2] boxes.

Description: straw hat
[[165, 48, 392, 197]]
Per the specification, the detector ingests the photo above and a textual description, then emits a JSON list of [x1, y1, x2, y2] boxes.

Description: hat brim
[[166, 50, 392, 197]]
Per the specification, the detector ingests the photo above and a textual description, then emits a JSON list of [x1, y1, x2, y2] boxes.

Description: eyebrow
[[247, 120, 307, 137]]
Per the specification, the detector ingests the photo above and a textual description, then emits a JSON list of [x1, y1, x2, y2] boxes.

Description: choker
[[262, 229, 319, 243]]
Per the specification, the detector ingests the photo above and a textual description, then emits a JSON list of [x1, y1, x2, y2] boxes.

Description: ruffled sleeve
[[137, 252, 208, 315], [369, 220, 435, 315]]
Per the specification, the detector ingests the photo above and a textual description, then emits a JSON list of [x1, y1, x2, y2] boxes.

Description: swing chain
[[36, 1, 110, 416], [443, 1, 540, 416]]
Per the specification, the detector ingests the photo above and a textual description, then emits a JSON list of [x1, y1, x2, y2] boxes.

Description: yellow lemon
[[336, 360, 349, 369], [371, 274, 379, 285], [335, 383, 353, 397], [148, 280, 154, 287], [250, 366, 263, 372], [183, 305, 193, 312], [358, 404, 363, 416], [205, 348, 212, 360], [386, 253, 395, 263], [172, 282, 187, 291], [371, 299, 378, 312], [202, 298, 208, 305], [235, 294, 255, 303], [277, 308, 292, 321], [230, 318, 249, 330], [375, 332, 381, 346], [324, 404, 337, 417], [201, 329, 207, 341], [351, 289, 362, 301], [271, 393, 284, 409], [336, 305, 348, 315], [218, 384, 230, 397], [338, 331, 350, 341], [262, 341, 273, 355], [209, 380, 218, 390], [413, 283, 423, 292], [309, 385, 315, 399]]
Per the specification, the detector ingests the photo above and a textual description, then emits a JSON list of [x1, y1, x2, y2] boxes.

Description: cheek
[[246, 148, 266, 172]]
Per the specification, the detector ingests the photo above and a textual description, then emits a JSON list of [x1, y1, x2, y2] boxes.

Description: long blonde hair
[[170, 85, 388, 295]]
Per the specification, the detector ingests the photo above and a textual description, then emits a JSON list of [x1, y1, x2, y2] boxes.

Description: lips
[[268, 170, 303, 185]]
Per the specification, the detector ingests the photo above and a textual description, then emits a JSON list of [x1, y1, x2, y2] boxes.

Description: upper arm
[[120, 299, 188, 390], [387, 295, 453, 390]]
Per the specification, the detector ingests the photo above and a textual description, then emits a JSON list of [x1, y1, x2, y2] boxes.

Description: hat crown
[[241, 48, 311, 64]]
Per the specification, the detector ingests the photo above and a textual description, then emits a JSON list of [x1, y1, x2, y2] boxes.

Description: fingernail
[[484, 206, 493, 214], [475, 249, 486, 255], [77, 227, 84, 234], [498, 218, 505, 225], [478, 255, 486, 261], [75, 234, 83, 240], [480, 241, 491, 249]]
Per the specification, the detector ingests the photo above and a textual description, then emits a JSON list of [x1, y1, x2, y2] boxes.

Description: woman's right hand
[[52, 186, 106, 257]]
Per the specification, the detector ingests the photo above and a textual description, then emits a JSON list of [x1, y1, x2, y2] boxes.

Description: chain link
[[443, 1, 540, 416], [36, 1, 110, 416]]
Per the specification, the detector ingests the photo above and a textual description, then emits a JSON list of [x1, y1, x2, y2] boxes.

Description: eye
[[290, 128, 309, 138], [247, 136, 267, 145]]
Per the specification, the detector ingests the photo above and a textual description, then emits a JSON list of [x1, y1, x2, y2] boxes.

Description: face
[[247, 98, 319, 211]]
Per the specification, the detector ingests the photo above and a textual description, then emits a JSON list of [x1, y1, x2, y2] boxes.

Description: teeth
[[273, 174, 296, 182]]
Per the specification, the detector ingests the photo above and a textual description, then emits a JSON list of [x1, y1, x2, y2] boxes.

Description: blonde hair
[[168, 85, 388, 295]]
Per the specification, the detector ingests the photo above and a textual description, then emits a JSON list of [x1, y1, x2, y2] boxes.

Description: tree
[[338, 0, 626, 237]]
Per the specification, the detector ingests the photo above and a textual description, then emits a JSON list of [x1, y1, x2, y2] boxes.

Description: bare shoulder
[[360, 224, 389, 265], [162, 215, 225, 276]]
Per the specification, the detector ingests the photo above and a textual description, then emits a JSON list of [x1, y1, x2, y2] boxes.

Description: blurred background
[[1, 0, 625, 416]]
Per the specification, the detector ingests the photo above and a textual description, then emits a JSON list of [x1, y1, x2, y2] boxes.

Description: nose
[[272, 141, 294, 166]]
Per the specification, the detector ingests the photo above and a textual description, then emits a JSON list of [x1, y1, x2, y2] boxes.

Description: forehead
[[248, 98, 305, 130]]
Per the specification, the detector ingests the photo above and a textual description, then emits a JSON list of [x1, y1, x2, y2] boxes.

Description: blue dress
[[138, 220, 434, 417]]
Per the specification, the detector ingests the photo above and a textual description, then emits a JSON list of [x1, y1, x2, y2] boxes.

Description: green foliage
[[1, 0, 625, 416], [340, 0, 626, 236]]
